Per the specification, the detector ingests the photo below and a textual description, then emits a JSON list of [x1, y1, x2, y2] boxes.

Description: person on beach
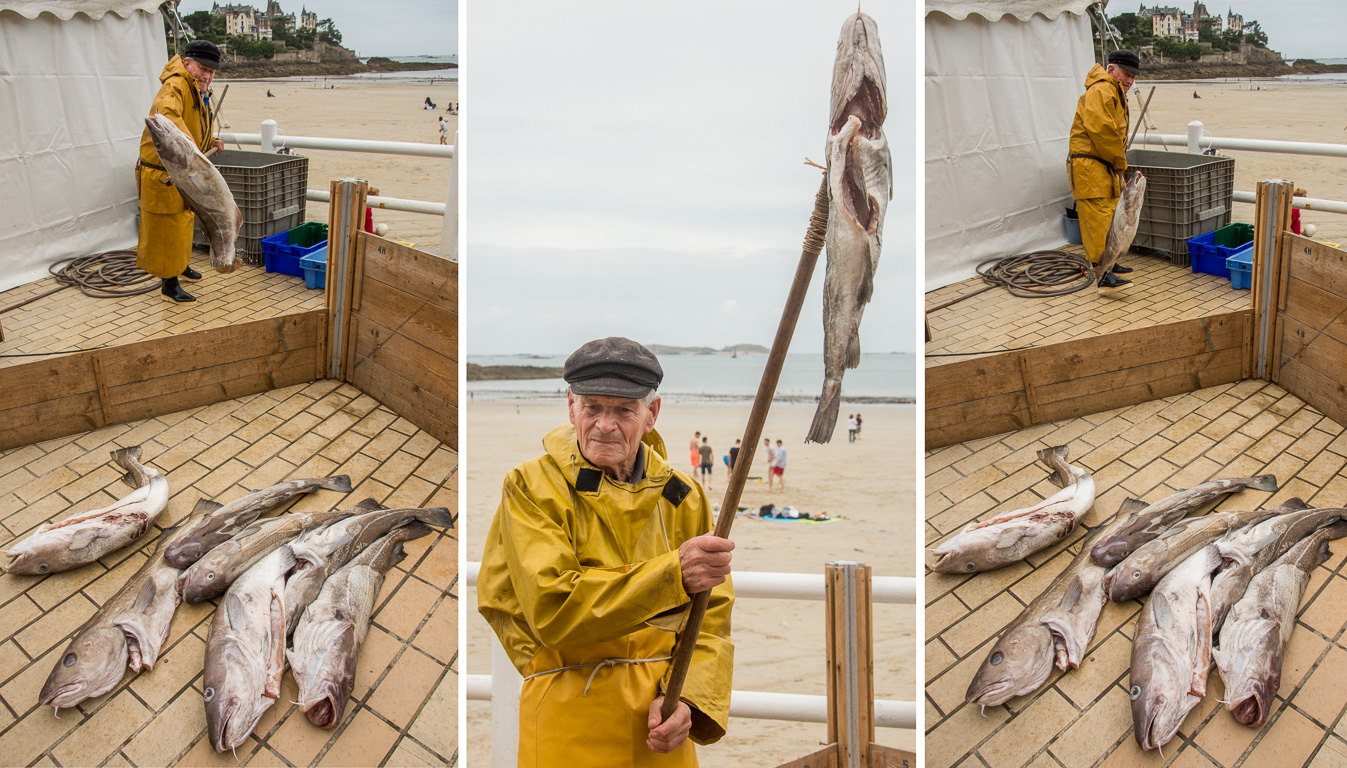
[[763, 438, 777, 491], [478, 337, 734, 766], [773, 439, 788, 491], [690, 431, 702, 477], [855, 413, 862, 440], [699, 436, 714, 491], [438, 115, 449, 145], [728, 439, 741, 473], [136, 39, 227, 304], [424, 96, 437, 109], [847, 414, 857, 443], [1068, 49, 1139, 291]]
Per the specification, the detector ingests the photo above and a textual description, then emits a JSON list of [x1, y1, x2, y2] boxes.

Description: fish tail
[[806, 380, 842, 444], [319, 475, 354, 493], [1243, 475, 1278, 492], [414, 507, 455, 529], [1037, 445, 1073, 488]]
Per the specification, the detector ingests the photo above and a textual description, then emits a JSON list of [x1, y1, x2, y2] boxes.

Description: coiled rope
[[49, 251, 159, 298], [975, 250, 1094, 298]]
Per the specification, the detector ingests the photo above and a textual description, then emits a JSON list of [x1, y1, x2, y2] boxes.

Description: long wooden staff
[[661, 175, 831, 720]]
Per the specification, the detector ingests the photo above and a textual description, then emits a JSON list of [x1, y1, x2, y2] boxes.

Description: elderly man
[[478, 337, 735, 766], [1068, 49, 1139, 291], [137, 40, 227, 303]]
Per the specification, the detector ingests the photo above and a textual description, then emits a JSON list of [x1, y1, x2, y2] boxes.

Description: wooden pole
[[660, 175, 831, 720], [1126, 85, 1155, 150]]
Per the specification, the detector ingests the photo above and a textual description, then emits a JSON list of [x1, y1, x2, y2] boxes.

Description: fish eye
[[62, 653, 77, 667], [1132, 571, 1141, 580], [38, 564, 49, 573], [964, 562, 976, 572], [990, 652, 1004, 665], [205, 572, 215, 580], [204, 687, 215, 702], [1130, 685, 1141, 700]]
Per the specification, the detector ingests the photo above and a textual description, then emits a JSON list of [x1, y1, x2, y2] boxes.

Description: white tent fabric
[[924, 6, 1096, 290], [0, 4, 166, 293], [926, 0, 1096, 22]]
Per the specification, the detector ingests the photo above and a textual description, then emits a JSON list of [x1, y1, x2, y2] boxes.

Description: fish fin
[[120, 471, 139, 489], [857, 249, 875, 308], [414, 507, 455, 529], [1158, 522, 1190, 539], [225, 593, 248, 630], [1058, 575, 1083, 612], [322, 475, 355, 493], [1244, 475, 1278, 492], [68, 528, 104, 551], [132, 578, 157, 613], [806, 381, 842, 444], [265, 590, 286, 698], [1280, 497, 1310, 512], [1192, 591, 1212, 697], [1117, 498, 1149, 518], [995, 527, 1027, 550], [352, 497, 383, 512], [1036, 445, 1073, 489], [846, 333, 862, 370], [191, 498, 225, 518], [1151, 592, 1173, 630], [276, 545, 298, 574]]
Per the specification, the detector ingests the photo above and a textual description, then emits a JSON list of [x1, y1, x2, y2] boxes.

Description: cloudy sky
[[1188, 1, 1347, 60], [175, 0, 456, 58], [466, 2, 916, 356]]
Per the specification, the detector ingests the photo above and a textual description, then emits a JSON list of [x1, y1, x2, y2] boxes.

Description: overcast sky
[[1214, 1, 1347, 59], [466, 2, 917, 356], [175, 0, 456, 58]]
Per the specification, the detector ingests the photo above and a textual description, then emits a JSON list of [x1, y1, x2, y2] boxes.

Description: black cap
[[564, 337, 663, 399], [1107, 50, 1140, 76], [183, 40, 222, 70]]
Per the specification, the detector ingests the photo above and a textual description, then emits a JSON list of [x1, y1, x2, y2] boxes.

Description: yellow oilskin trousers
[[479, 424, 733, 767], [1076, 196, 1117, 265], [520, 627, 693, 767], [137, 55, 215, 279]]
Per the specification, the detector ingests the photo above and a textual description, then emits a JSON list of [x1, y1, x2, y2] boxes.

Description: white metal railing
[[464, 560, 917, 765], [220, 119, 457, 259], [1134, 121, 1347, 215]]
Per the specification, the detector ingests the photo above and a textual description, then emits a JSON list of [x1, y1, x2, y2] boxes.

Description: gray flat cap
[[564, 337, 663, 399]]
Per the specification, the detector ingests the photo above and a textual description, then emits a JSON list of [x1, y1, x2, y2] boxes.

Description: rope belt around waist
[[136, 159, 174, 185], [524, 655, 674, 696], [1068, 153, 1116, 172]]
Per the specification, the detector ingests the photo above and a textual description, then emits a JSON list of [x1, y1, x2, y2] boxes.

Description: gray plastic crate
[[1125, 149, 1235, 266], [192, 150, 308, 266]]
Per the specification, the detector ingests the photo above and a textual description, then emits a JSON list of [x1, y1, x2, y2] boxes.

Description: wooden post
[[326, 178, 368, 381], [1251, 180, 1292, 381], [826, 561, 873, 768]]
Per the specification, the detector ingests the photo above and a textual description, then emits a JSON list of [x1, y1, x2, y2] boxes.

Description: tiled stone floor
[[926, 379, 1347, 768], [0, 380, 457, 767], [0, 252, 325, 370], [925, 245, 1250, 367]]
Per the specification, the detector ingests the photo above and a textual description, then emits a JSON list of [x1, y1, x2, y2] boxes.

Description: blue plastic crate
[[300, 246, 327, 290], [1226, 247, 1253, 290], [261, 222, 328, 277], [1188, 223, 1255, 278]]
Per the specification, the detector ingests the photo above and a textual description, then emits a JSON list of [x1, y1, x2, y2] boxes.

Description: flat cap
[[184, 40, 222, 70], [564, 337, 663, 399], [1107, 49, 1140, 76]]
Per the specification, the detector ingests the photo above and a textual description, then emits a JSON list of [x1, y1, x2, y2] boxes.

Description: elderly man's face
[[568, 392, 660, 478], [183, 58, 215, 91], [1106, 63, 1135, 89]]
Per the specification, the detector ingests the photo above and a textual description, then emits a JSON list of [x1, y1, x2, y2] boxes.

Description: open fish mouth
[[304, 682, 346, 729], [966, 678, 1012, 706], [1229, 680, 1268, 726], [831, 80, 884, 138], [210, 697, 241, 752]]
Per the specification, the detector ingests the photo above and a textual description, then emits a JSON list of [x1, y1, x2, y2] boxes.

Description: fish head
[[1090, 536, 1135, 567], [1224, 619, 1282, 727], [179, 548, 234, 603], [830, 13, 886, 136], [928, 531, 999, 574], [0, 543, 51, 575], [964, 623, 1054, 708], [39, 626, 128, 709], [144, 114, 199, 170], [204, 639, 267, 752], [296, 623, 359, 729], [1129, 635, 1190, 750], [1107, 550, 1160, 602]]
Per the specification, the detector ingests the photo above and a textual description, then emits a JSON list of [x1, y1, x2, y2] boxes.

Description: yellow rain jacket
[[478, 424, 734, 767], [1068, 63, 1131, 264], [136, 55, 215, 279]]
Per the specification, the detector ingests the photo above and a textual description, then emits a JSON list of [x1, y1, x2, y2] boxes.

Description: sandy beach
[[214, 75, 457, 252], [464, 398, 918, 764], [1142, 79, 1347, 243]]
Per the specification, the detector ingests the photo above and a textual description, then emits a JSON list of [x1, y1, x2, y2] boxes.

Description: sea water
[[467, 352, 916, 403]]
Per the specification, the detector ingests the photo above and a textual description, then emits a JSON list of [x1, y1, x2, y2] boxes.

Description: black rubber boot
[[1098, 272, 1133, 290], [181, 266, 203, 280], [1111, 263, 1133, 274], [161, 276, 196, 302]]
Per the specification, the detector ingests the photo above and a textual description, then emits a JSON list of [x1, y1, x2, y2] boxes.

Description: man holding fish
[[136, 40, 227, 303], [1068, 50, 1140, 291], [478, 337, 735, 766]]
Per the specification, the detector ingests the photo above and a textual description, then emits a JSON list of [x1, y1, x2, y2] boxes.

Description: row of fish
[[944, 445, 1343, 751], [13, 446, 453, 753]]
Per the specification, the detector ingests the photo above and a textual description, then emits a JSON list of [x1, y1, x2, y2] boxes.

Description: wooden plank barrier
[[0, 312, 323, 452], [926, 311, 1249, 449], [344, 232, 458, 450], [1272, 233, 1347, 429]]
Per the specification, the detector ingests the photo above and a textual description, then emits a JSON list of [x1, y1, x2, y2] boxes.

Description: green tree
[[1112, 13, 1139, 37], [1245, 21, 1268, 48], [318, 18, 342, 45], [183, 10, 212, 36]]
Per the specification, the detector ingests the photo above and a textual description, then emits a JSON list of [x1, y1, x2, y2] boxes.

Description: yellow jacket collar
[[542, 423, 673, 491]]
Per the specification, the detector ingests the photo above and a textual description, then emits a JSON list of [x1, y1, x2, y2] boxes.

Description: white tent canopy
[[925, 0, 1097, 290], [0, 0, 167, 293]]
